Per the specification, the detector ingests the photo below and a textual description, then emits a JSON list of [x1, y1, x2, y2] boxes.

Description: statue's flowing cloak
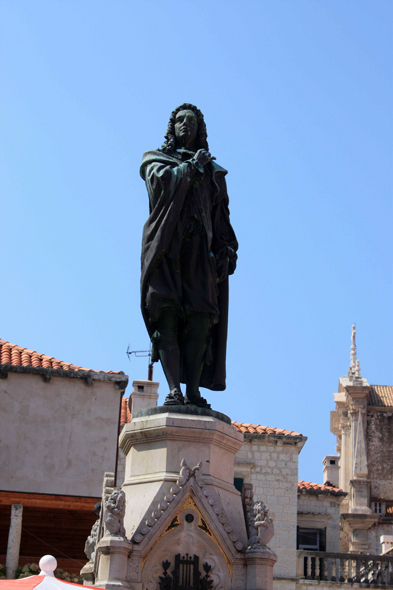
[[140, 150, 238, 391]]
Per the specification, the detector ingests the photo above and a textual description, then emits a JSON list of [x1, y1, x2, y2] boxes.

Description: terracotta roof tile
[[0, 338, 122, 374], [120, 397, 132, 426], [232, 421, 303, 437], [369, 385, 393, 408], [298, 480, 344, 494], [118, 412, 303, 437]]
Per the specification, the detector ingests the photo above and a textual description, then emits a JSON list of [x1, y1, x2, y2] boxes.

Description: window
[[234, 478, 244, 493], [297, 527, 326, 551], [373, 502, 384, 514]]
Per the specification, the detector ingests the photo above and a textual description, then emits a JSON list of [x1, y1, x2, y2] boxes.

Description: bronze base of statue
[[163, 389, 211, 409]]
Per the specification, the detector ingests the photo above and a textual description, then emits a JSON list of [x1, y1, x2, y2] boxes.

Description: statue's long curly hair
[[160, 103, 209, 154]]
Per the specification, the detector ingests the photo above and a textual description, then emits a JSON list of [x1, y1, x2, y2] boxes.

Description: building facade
[[330, 327, 393, 554], [0, 338, 128, 575]]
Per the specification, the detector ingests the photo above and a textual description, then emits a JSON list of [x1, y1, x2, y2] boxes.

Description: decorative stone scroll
[[246, 501, 274, 551]]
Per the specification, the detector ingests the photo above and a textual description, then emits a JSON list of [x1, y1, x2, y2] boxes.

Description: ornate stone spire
[[348, 325, 361, 382]]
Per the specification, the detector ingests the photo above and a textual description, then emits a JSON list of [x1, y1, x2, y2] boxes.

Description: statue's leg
[[183, 312, 211, 407], [156, 309, 184, 405]]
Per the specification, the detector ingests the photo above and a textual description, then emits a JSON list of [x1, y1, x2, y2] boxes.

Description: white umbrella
[[0, 556, 95, 590]]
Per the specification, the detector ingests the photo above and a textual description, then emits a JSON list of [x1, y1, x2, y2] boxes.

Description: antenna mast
[[126, 344, 153, 380]]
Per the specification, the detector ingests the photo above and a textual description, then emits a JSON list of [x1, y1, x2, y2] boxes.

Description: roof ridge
[[0, 338, 123, 375], [298, 479, 344, 493], [231, 421, 303, 437]]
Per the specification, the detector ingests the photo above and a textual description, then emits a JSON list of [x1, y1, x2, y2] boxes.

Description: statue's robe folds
[[140, 149, 238, 391]]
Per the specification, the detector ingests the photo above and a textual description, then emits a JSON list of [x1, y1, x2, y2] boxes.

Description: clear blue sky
[[1, 0, 392, 484]]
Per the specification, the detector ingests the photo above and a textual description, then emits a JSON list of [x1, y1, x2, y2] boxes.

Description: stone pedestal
[[245, 549, 278, 590], [119, 408, 247, 545], [80, 561, 95, 586], [95, 537, 132, 590], [91, 407, 277, 590]]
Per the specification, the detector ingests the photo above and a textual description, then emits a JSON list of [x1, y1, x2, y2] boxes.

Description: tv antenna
[[126, 343, 154, 381]]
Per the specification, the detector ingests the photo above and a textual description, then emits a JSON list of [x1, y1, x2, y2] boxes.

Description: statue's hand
[[216, 257, 229, 283], [194, 149, 213, 167]]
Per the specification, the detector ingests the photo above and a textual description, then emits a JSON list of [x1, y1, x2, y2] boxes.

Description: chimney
[[381, 536, 393, 554], [322, 455, 340, 487], [129, 379, 159, 415]]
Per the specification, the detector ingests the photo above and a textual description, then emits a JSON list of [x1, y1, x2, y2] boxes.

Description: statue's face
[[174, 109, 198, 148]]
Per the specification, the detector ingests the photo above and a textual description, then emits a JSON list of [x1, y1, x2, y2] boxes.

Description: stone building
[[233, 423, 306, 590], [297, 481, 346, 554], [0, 337, 128, 575], [330, 326, 393, 555]]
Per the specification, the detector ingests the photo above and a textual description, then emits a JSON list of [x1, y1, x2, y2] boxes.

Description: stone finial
[[39, 555, 57, 576], [104, 489, 126, 537], [348, 325, 361, 382], [246, 501, 274, 552]]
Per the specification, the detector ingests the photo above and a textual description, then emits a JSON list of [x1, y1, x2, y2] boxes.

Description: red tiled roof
[[232, 422, 303, 437], [369, 385, 393, 408], [0, 338, 122, 374], [118, 411, 302, 437], [120, 397, 132, 426], [298, 480, 344, 493]]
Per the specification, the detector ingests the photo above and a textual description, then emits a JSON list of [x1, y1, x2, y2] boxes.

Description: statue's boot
[[183, 312, 211, 408], [156, 310, 184, 405]]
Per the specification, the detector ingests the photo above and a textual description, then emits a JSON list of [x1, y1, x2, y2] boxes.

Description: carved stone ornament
[[157, 554, 214, 590], [143, 508, 231, 590], [243, 484, 254, 532], [104, 489, 126, 537], [246, 501, 274, 551], [232, 565, 246, 590], [128, 557, 141, 582], [84, 518, 100, 562], [133, 459, 202, 544], [133, 458, 243, 551]]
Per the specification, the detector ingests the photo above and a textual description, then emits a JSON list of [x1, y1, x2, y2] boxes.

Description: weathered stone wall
[[274, 579, 296, 590], [0, 372, 122, 497], [368, 521, 393, 555], [235, 436, 303, 582], [297, 493, 342, 552], [367, 410, 393, 500]]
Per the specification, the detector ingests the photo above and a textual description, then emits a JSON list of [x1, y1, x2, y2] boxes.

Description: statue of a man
[[140, 104, 238, 408]]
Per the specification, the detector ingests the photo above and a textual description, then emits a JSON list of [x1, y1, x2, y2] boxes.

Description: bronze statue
[[140, 104, 238, 408]]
